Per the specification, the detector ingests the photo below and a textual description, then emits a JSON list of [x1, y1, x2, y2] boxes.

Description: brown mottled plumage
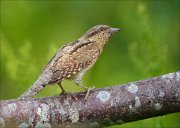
[[18, 25, 120, 100]]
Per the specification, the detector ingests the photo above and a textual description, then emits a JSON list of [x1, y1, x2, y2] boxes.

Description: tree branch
[[0, 71, 180, 128]]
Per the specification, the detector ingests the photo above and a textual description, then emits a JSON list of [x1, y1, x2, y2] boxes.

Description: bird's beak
[[110, 28, 121, 33]]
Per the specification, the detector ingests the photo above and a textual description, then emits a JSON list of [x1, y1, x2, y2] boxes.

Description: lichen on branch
[[0, 71, 180, 128]]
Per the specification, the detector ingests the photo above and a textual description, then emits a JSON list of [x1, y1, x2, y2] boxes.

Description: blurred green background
[[0, 0, 180, 128]]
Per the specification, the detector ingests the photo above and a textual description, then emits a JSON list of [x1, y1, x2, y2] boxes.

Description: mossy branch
[[0, 71, 180, 128]]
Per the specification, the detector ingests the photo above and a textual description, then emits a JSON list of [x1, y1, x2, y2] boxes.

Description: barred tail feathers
[[18, 79, 46, 100]]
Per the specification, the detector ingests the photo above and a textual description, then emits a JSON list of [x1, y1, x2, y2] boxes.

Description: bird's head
[[83, 25, 120, 42]]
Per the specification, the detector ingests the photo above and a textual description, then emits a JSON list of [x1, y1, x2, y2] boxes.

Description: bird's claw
[[84, 86, 95, 100]]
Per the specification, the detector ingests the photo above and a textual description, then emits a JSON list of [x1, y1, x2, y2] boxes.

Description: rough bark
[[0, 71, 180, 128]]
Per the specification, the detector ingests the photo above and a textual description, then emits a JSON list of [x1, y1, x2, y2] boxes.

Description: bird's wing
[[44, 39, 92, 68], [46, 39, 100, 84]]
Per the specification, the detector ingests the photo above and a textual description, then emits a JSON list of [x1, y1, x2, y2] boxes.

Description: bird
[[18, 24, 120, 100]]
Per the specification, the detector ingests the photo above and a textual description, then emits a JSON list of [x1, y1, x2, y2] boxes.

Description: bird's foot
[[60, 90, 69, 95], [84, 86, 95, 100]]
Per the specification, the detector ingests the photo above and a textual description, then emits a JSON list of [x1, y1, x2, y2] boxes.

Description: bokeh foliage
[[0, 0, 179, 128]]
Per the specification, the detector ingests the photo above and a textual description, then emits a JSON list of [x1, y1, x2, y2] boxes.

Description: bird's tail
[[18, 79, 46, 100]]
